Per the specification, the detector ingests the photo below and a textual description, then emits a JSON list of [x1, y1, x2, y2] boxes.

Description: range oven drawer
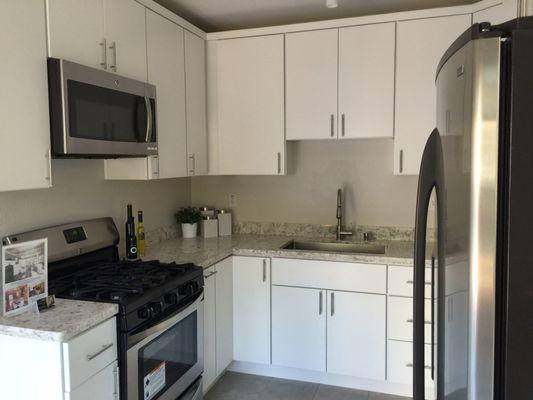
[[63, 317, 118, 392]]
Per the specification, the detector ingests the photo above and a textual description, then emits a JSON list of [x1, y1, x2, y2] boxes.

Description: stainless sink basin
[[280, 240, 386, 254]]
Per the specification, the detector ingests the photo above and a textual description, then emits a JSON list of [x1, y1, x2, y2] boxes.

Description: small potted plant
[[175, 207, 202, 238]]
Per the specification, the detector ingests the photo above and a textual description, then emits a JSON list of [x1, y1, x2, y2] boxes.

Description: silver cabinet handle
[[406, 363, 431, 370], [277, 152, 281, 174], [45, 149, 51, 183], [341, 113, 345, 137], [406, 280, 431, 285], [262, 259, 267, 282], [189, 154, 196, 175], [319, 291, 323, 315], [330, 114, 335, 137], [86, 343, 114, 361], [203, 270, 217, 279], [406, 319, 431, 324], [100, 38, 108, 69], [109, 41, 117, 72], [331, 292, 335, 316], [399, 149, 404, 173]]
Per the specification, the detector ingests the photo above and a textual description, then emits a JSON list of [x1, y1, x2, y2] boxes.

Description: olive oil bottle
[[137, 210, 145, 258]]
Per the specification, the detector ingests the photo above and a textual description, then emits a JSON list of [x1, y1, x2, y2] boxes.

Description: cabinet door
[[216, 35, 285, 175], [215, 257, 233, 375], [394, 15, 471, 175], [286, 29, 338, 140], [338, 23, 395, 139], [203, 267, 217, 392], [146, 9, 187, 179], [271, 286, 326, 371], [185, 31, 208, 176], [473, 0, 518, 24], [327, 291, 386, 380], [233, 257, 271, 364], [104, 0, 147, 81], [46, 0, 105, 69], [1, 0, 52, 192], [65, 361, 118, 400], [387, 296, 432, 343]]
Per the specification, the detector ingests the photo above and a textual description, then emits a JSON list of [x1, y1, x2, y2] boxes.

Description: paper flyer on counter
[[2, 238, 48, 316]]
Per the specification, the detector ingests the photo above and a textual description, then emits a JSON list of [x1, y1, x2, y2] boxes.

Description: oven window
[[67, 80, 147, 142], [138, 312, 198, 400]]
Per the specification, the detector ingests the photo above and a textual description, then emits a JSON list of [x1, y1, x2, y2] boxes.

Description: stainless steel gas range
[[3, 218, 204, 400]]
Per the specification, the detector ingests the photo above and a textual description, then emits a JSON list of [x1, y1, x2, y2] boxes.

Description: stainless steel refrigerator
[[413, 17, 533, 400]]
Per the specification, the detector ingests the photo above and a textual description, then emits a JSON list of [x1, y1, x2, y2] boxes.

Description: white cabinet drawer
[[388, 296, 432, 343], [65, 360, 118, 400], [387, 340, 434, 387], [272, 258, 386, 294], [63, 318, 117, 391], [388, 265, 432, 298]]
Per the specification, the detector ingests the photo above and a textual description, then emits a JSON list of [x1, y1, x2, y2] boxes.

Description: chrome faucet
[[336, 188, 353, 241]]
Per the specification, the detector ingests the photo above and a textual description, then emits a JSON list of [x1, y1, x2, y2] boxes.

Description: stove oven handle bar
[[127, 289, 203, 348]]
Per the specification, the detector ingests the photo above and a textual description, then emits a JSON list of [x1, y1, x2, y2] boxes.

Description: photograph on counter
[[2, 238, 48, 316]]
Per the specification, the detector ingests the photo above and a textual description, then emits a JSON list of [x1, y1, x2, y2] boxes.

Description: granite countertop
[[145, 234, 415, 268], [0, 298, 118, 342]]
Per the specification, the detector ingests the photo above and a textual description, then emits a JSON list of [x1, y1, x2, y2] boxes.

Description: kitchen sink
[[280, 240, 386, 254]]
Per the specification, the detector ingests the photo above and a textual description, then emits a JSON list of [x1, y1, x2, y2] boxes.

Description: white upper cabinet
[[394, 14, 471, 175], [215, 35, 285, 175], [46, 0, 105, 68], [47, 0, 146, 80], [103, 0, 147, 81], [338, 23, 395, 139], [286, 29, 338, 140], [145, 9, 187, 179], [185, 31, 208, 176], [473, 0, 518, 24], [0, 0, 51, 192]]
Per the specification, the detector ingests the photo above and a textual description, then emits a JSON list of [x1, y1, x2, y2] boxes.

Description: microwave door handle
[[144, 96, 152, 142]]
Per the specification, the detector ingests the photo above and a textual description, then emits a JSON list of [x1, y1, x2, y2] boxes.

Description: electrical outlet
[[228, 193, 237, 208]]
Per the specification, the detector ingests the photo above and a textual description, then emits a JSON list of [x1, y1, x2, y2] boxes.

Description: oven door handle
[[128, 291, 203, 348]]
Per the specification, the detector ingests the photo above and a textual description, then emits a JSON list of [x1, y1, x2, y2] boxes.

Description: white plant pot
[[181, 223, 198, 239]]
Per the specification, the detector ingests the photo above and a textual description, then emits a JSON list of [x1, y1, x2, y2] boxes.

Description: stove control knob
[[150, 301, 164, 315], [164, 292, 178, 305], [138, 306, 153, 319]]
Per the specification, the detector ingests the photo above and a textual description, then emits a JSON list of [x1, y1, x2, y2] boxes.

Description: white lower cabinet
[[272, 286, 327, 371], [327, 291, 386, 379], [388, 296, 432, 343], [203, 266, 217, 391], [233, 256, 271, 364], [215, 257, 234, 376], [66, 360, 119, 400]]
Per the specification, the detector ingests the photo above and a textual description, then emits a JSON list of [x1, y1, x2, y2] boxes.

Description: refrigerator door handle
[[413, 128, 445, 400]]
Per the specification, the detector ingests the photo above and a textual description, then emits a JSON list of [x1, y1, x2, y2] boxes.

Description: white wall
[[191, 140, 419, 228], [0, 159, 190, 240]]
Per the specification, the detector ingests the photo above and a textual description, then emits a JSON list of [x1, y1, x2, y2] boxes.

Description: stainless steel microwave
[[47, 58, 158, 158]]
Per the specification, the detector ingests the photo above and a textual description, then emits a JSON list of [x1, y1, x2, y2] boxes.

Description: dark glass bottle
[[125, 204, 137, 259]]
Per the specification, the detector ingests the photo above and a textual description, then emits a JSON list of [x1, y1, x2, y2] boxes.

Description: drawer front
[[65, 361, 118, 400], [387, 340, 434, 387], [388, 296, 432, 343], [388, 265, 432, 298], [63, 317, 118, 391], [272, 258, 386, 294]]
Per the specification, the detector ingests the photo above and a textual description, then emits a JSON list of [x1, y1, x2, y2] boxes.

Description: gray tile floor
[[205, 372, 411, 400]]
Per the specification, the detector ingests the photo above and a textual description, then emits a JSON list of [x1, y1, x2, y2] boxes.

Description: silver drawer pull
[[86, 343, 114, 361], [406, 280, 431, 285], [406, 318, 431, 324], [203, 271, 217, 279], [406, 363, 431, 370]]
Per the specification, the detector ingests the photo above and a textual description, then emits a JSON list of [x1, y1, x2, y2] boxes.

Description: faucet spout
[[335, 188, 353, 241]]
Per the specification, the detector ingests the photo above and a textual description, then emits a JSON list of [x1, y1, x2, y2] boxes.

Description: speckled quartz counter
[[0, 298, 118, 342], [145, 234, 415, 268]]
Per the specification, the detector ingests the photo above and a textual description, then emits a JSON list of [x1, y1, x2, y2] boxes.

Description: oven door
[[126, 294, 204, 400], [48, 58, 158, 158]]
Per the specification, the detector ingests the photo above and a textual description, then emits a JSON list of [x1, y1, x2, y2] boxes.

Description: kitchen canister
[[217, 210, 232, 236], [200, 217, 218, 238]]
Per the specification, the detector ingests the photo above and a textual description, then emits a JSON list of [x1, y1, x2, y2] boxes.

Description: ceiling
[[154, 0, 477, 32]]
